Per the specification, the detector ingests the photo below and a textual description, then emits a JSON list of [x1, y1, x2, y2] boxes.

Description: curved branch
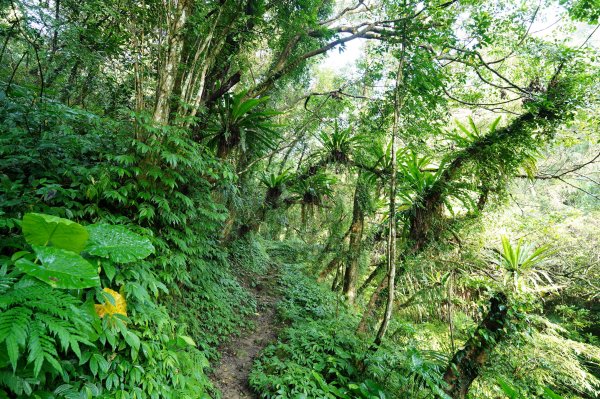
[[441, 85, 523, 107]]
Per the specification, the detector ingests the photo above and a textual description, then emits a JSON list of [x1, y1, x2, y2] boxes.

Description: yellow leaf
[[95, 288, 127, 318]]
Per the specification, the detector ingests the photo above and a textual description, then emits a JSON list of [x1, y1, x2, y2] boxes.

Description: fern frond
[[27, 319, 62, 376], [54, 386, 81, 399], [0, 284, 54, 308], [39, 311, 93, 358], [0, 370, 33, 396], [0, 306, 31, 371], [0, 275, 15, 295]]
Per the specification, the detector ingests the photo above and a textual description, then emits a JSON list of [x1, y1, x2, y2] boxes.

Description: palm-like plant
[[398, 152, 454, 211], [205, 90, 280, 158], [491, 236, 554, 293], [260, 170, 293, 190], [400, 151, 481, 217], [399, 152, 442, 195], [446, 115, 540, 182]]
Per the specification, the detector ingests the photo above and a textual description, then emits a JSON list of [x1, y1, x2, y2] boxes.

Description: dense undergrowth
[[1, 89, 597, 398], [249, 242, 452, 399], [250, 264, 386, 399], [0, 89, 251, 398]]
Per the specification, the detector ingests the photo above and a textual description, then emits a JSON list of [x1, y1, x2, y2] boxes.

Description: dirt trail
[[212, 270, 280, 398]]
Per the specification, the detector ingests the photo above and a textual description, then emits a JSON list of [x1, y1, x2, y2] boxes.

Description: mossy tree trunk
[[443, 293, 509, 399]]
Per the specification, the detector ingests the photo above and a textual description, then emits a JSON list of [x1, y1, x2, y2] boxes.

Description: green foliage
[[560, 0, 600, 23], [497, 377, 567, 399], [397, 152, 446, 209], [260, 170, 293, 208], [367, 346, 450, 399], [260, 170, 293, 190], [15, 214, 154, 290], [22, 213, 89, 253], [168, 259, 256, 361], [16, 246, 99, 289], [230, 234, 271, 276], [480, 316, 600, 399], [1, 1, 599, 398], [91, 112, 229, 286], [0, 89, 230, 398], [206, 91, 281, 158], [250, 265, 387, 399], [290, 170, 336, 206], [491, 236, 554, 294], [17, 213, 100, 289], [0, 213, 213, 398], [85, 224, 154, 264], [318, 122, 357, 164], [447, 117, 501, 151]]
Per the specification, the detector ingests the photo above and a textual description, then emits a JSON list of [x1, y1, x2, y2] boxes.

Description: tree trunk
[[357, 260, 385, 296], [442, 293, 509, 399], [357, 275, 387, 334], [152, 0, 192, 124], [318, 257, 341, 282], [343, 173, 365, 304]]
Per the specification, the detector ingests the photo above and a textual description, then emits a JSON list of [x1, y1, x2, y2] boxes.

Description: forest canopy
[[0, 0, 599, 398]]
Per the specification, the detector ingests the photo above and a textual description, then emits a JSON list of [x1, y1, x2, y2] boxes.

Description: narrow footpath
[[212, 269, 281, 398]]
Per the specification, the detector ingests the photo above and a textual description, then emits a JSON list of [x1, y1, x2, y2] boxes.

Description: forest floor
[[212, 267, 281, 398]]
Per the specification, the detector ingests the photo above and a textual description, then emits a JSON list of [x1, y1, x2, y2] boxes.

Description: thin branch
[[320, 1, 367, 26], [516, 152, 600, 180], [574, 171, 600, 186], [488, 3, 540, 65], [6, 51, 27, 92], [250, 24, 377, 97], [557, 177, 600, 201], [445, 46, 530, 95], [304, 89, 372, 110], [441, 85, 523, 107], [577, 23, 600, 50], [530, 16, 564, 35], [472, 51, 530, 95]]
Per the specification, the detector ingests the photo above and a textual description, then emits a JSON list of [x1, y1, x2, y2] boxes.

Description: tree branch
[[249, 24, 376, 97], [515, 152, 600, 180]]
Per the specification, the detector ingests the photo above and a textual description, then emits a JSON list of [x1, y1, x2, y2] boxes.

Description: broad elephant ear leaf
[[22, 213, 89, 253], [85, 224, 154, 263], [15, 245, 100, 289]]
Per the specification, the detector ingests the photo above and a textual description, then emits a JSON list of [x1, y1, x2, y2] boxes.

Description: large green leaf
[[22, 213, 88, 253], [15, 246, 100, 289], [85, 224, 154, 263]]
